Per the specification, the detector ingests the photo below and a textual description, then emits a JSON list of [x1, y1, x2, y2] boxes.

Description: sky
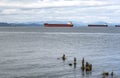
[[0, 0, 120, 23]]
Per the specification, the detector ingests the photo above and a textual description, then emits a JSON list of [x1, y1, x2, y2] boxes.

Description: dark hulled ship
[[88, 24, 108, 27], [115, 25, 120, 27]]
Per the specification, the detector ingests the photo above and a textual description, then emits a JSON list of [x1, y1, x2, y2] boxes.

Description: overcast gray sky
[[0, 0, 120, 23]]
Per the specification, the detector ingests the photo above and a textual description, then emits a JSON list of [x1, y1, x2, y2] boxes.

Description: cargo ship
[[44, 21, 73, 27], [115, 25, 120, 27], [88, 24, 108, 27]]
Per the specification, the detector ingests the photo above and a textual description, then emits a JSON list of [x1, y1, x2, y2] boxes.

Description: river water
[[0, 27, 120, 78]]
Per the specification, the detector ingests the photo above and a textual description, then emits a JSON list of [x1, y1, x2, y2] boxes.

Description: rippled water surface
[[0, 27, 120, 78]]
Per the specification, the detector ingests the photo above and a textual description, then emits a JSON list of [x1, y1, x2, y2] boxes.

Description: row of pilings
[[61, 54, 114, 78], [62, 54, 92, 70]]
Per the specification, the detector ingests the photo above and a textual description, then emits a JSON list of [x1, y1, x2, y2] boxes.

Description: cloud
[[0, 0, 112, 9], [0, 0, 120, 23]]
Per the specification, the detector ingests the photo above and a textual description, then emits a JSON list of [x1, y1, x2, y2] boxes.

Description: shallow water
[[0, 27, 120, 78]]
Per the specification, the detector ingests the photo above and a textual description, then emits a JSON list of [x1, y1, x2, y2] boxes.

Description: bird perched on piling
[[74, 57, 77, 65], [73, 57, 77, 68], [81, 58, 85, 71], [86, 62, 92, 71], [81, 58, 92, 71], [85, 62, 90, 71], [62, 54, 66, 61], [111, 71, 114, 76]]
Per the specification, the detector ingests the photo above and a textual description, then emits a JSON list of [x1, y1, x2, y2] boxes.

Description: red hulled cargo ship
[[44, 21, 73, 27]]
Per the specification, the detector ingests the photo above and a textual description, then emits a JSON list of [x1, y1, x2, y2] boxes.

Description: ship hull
[[115, 25, 120, 27], [44, 23, 73, 27], [88, 25, 108, 27]]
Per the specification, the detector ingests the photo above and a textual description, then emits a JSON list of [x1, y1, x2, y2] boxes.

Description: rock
[[102, 72, 109, 76], [69, 63, 72, 66]]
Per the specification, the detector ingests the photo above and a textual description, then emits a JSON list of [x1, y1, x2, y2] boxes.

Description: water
[[0, 27, 120, 78]]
